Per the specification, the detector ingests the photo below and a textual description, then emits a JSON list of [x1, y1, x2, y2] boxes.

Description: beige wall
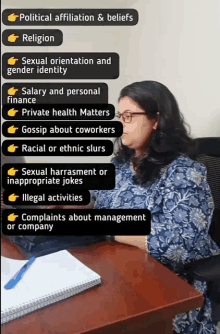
[[119, 0, 220, 138], [2, 0, 220, 163]]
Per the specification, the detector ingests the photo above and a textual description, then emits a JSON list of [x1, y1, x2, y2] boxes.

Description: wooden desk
[[1, 237, 203, 334]]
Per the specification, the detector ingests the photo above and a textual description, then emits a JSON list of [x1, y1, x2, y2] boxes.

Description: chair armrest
[[184, 254, 220, 281]]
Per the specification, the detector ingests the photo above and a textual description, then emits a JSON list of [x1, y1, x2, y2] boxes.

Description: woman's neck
[[135, 148, 150, 158]]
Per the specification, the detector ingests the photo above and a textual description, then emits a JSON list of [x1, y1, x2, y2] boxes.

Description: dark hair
[[113, 81, 195, 184]]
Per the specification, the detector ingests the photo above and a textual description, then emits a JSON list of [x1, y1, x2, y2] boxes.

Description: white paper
[[1, 250, 101, 314]]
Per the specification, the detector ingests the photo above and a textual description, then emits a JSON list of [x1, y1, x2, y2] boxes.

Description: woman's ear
[[153, 122, 158, 130], [153, 112, 160, 130]]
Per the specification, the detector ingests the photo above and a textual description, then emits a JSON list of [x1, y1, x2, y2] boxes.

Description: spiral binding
[[1, 277, 101, 324]]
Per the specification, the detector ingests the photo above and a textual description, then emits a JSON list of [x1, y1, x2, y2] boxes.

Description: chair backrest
[[194, 138, 220, 246]]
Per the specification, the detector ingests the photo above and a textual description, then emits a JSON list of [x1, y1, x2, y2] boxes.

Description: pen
[[4, 256, 36, 290]]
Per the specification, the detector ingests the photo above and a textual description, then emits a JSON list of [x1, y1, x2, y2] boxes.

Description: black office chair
[[184, 137, 220, 325]]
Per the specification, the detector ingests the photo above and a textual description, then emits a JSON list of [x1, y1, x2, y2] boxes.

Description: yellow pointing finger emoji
[[8, 168, 19, 176], [8, 57, 19, 65], [8, 125, 19, 134], [7, 108, 19, 117], [8, 13, 20, 22], [8, 213, 19, 222], [8, 194, 19, 202], [7, 144, 18, 153], [8, 87, 19, 95], [8, 34, 19, 43]]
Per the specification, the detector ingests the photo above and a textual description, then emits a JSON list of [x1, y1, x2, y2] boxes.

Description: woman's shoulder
[[163, 154, 207, 179]]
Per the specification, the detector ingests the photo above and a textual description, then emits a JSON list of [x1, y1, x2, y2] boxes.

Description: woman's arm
[[112, 162, 219, 257], [146, 162, 220, 272]]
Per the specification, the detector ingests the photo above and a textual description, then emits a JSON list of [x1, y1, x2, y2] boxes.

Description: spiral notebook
[[1, 250, 101, 324]]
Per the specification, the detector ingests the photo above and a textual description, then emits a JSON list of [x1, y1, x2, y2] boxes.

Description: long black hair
[[113, 81, 195, 184]]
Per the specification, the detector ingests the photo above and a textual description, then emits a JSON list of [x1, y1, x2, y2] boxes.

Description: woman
[[90, 81, 220, 334]]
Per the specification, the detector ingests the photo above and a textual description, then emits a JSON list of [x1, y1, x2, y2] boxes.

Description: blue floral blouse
[[91, 155, 220, 334]]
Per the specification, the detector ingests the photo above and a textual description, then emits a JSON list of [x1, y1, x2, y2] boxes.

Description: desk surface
[[1, 237, 203, 334]]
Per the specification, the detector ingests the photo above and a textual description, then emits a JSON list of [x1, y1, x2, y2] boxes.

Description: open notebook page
[[1, 250, 101, 313]]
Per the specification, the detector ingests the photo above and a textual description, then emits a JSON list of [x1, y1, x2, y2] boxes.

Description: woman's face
[[118, 97, 157, 156]]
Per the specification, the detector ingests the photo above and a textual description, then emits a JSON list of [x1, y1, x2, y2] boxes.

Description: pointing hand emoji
[[8, 125, 19, 134], [8, 57, 19, 65], [7, 168, 19, 176], [7, 144, 18, 153], [8, 34, 19, 43], [8, 87, 19, 95], [8, 194, 19, 202], [8, 213, 19, 222], [8, 13, 20, 22], [7, 108, 19, 117]]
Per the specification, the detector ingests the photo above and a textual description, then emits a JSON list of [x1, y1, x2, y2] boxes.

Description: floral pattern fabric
[[91, 155, 220, 334]]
